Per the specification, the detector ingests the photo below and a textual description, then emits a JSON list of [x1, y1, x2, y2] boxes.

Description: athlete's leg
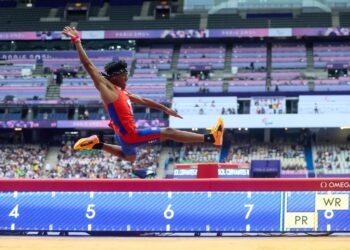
[[160, 117, 224, 145], [101, 143, 136, 162], [73, 135, 136, 162], [160, 127, 204, 143]]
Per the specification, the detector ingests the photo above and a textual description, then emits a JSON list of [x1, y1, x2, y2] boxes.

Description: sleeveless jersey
[[104, 86, 136, 136]]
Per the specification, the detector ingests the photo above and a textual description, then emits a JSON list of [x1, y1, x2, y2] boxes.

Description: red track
[[0, 178, 350, 192]]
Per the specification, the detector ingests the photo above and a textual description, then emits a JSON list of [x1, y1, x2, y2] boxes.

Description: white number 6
[[164, 204, 174, 220]]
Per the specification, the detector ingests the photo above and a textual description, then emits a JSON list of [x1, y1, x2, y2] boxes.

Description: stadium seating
[[0, 144, 48, 178], [0, 86, 46, 100], [313, 42, 350, 68], [134, 44, 173, 73], [173, 79, 223, 93], [224, 144, 307, 176], [298, 95, 350, 114], [271, 43, 307, 69], [339, 12, 350, 27], [60, 77, 167, 101], [172, 97, 238, 115], [55, 142, 161, 179], [313, 144, 350, 176], [231, 43, 266, 70], [0, 58, 36, 76], [175, 143, 220, 163], [177, 44, 226, 70], [208, 14, 268, 29], [208, 13, 332, 29]]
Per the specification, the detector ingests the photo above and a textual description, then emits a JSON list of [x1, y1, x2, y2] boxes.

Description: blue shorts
[[114, 127, 161, 155]]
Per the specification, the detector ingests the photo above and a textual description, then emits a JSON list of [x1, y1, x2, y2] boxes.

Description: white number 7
[[244, 204, 254, 219]]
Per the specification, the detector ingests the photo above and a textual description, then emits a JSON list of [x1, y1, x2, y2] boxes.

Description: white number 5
[[86, 204, 96, 219]]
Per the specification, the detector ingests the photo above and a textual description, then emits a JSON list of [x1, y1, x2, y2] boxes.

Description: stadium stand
[[172, 97, 237, 115], [229, 43, 267, 91], [134, 44, 173, 73], [0, 6, 70, 31], [207, 13, 332, 29], [231, 43, 266, 69], [2, 1, 350, 182], [0, 141, 161, 179], [177, 43, 226, 70], [0, 144, 48, 178], [313, 144, 350, 176], [62, 144, 160, 179], [298, 95, 350, 114], [271, 43, 307, 69], [313, 42, 350, 68], [174, 143, 220, 163], [224, 143, 307, 176], [207, 14, 268, 29]]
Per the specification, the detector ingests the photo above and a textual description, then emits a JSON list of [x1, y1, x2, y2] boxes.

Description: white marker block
[[246, 224, 251, 232], [168, 192, 172, 199], [89, 192, 94, 199], [13, 191, 18, 198], [88, 224, 92, 231], [316, 194, 349, 210], [327, 224, 331, 232], [166, 224, 171, 231], [285, 212, 315, 229], [11, 224, 15, 230]]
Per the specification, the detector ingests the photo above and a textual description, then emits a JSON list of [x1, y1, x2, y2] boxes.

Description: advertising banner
[[105, 30, 163, 39], [174, 163, 250, 179], [209, 28, 269, 38], [170, 114, 350, 129], [0, 50, 131, 60], [1, 27, 349, 41], [0, 119, 168, 129]]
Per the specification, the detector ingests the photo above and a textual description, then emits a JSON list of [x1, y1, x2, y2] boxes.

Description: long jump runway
[[1, 237, 350, 250]]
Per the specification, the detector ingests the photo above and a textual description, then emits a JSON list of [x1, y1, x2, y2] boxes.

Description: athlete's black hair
[[103, 60, 128, 77]]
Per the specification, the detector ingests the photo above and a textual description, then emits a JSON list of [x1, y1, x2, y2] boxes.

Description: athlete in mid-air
[[63, 26, 224, 162]]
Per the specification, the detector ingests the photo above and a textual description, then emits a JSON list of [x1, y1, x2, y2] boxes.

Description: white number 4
[[86, 204, 96, 219], [9, 205, 19, 218], [244, 204, 254, 219]]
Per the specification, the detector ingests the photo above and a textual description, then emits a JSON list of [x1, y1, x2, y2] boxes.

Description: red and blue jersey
[[104, 85, 161, 156], [104, 86, 136, 136]]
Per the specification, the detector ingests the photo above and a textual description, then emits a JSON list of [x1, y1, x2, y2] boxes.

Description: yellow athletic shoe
[[211, 117, 224, 146], [73, 135, 100, 150]]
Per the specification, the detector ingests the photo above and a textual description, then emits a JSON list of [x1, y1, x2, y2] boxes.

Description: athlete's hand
[[62, 26, 80, 38], [165, 107, 183, 119]]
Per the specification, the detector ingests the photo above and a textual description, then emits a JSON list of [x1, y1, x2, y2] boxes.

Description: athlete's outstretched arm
[[62, 26, 110, 91], [128, 92, 183, 119]]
